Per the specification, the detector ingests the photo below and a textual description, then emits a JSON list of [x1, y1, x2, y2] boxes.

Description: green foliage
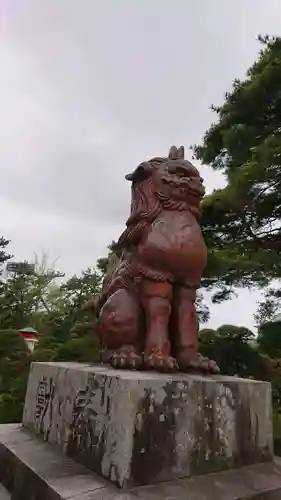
[[199, 324, 265, 379], [49, 267, 101, 347], [193, 37, 281, 456], [195, 293, 210, 325], [0, 236, 12, 270], [254, 286, 281, 328], [258, 320, 281, 358], [96, 241, 117, 278], [194, 36, 281, 303], [0, 242, 102, 423], [0, 330, 30, 423], [0, 236, 12, 299], [54, 325, 100, 363], [0, 254, 64, 331]]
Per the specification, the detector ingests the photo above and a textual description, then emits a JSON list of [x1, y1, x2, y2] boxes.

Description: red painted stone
[[97, 146, 219, 374]]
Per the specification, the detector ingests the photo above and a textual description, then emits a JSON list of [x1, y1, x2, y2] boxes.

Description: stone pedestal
[[22, 362, 273, 489]]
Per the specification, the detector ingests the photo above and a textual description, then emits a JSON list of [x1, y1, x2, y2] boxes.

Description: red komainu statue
[[97, 146, 219, 374]]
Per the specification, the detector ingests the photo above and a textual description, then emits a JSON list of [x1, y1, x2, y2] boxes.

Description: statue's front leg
[[173, 285, 220, 374], [99, 288, 143, 370], [141, 279, 178, 372]]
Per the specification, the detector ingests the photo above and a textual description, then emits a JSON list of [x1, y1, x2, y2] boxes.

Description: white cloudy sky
[[1, 0, 281, 331]]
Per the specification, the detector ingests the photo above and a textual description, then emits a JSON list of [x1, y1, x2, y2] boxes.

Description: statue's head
[[125, 146, 205, 221]]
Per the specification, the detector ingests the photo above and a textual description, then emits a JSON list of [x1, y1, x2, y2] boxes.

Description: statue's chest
[[150, 211, 197, 243], [138, 210, 207, 277], [139, 210, 204, 255]]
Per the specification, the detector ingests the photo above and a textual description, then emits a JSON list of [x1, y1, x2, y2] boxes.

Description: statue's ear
[[125, 161, 153, 181]]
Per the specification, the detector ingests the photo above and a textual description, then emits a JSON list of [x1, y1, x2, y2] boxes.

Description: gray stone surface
[[0, 424, 281, 500], [0, 424, 111, 500], [0, 484, 10, 500], [23, 362, 273, 488]]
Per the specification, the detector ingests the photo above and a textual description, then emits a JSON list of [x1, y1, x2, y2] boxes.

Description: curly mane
[[118, 175, 162, 248], [97, 250, 135, 315]]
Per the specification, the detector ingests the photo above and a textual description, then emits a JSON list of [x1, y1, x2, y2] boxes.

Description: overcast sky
[[1, 0, 281, 331]]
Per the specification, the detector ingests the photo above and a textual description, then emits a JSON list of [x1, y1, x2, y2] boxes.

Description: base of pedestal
[[22, 362, 273, 489], [0, 424, 280, 500]]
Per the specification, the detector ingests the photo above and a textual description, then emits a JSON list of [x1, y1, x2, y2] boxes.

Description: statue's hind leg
[[141, 279, 178, 372], [173, 284, 220, 374], [98, 288, 143, 370]]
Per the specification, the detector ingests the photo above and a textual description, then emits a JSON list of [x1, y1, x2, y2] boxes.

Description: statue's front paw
[[144, 348, 178, 373], [111, 345, 143, 370], [177, 351, 220, 374]]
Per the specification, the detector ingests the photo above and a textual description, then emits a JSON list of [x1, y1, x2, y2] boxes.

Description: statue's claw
[[144, 348, 178, 373], [110, 345, 143, 370], [177, 352, 220, 374]]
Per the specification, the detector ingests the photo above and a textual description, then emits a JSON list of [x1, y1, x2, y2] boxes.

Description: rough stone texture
[[0, 424, 111, 500], [0, 424, 281, 500], [22, 362, 273, 489]]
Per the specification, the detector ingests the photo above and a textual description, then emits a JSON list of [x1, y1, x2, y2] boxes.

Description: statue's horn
[[168, 145, 185, 160], [178, 145, 185, 159], [168, 145, 178, 160]]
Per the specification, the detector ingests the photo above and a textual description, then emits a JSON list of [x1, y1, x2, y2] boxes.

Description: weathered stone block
[[1, 424, 281, 500], [22, 362, 273, 488]]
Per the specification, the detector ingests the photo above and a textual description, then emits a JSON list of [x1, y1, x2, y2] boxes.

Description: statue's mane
[[118, 175, 162, 249], [97, 250, 133, 315], [128, 176, 162, 226], [117, 146, 203, 250]]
